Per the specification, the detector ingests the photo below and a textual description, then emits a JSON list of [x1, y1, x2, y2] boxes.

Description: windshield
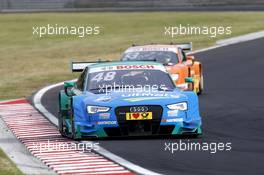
[[122, 51, 179, 64], [87, 69, 175, 94]]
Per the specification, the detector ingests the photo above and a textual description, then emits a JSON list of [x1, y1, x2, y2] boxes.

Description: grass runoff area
[[0, 12, 264, 100], [0, 149, 23, 175]]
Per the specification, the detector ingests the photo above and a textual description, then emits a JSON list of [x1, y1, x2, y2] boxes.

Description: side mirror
[[64, 81, 76, 97], [185, 77, 194, 83], [185, 77, 194, 91]]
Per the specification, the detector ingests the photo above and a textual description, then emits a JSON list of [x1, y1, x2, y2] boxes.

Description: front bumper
[[74, 105, 201, 138], [75, 118, 202, 138]]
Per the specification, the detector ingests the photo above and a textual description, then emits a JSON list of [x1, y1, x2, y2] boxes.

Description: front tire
[[198, 70, 204, 95], [69, 100, 77, 140], [71, 115, 76, 140], [58, 110, 67, 137]]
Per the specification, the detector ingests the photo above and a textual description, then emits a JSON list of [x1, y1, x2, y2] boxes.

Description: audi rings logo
[[130, 106, 149, 112]]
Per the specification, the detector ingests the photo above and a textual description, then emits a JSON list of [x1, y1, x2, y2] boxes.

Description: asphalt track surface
[[41, 38, 264, 175]]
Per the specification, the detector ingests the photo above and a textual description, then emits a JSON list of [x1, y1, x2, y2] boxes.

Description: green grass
[[0, 12, 264, 100], [0, 149, 23, 175]]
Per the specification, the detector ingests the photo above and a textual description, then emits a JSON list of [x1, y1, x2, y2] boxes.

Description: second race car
[[121, 43, 204, 94]]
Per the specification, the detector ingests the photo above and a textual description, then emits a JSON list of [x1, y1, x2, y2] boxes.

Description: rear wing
[[131, 42, 192, 51], [176, 43, 192, 51], [71, 61, 95, 72], [71, 60, 111, 72]]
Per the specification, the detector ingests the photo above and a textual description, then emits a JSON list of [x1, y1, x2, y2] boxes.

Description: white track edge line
[[190, 30, 264, 54], [33, 82, 64, 126]]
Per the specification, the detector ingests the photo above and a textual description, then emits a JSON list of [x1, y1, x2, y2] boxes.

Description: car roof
[[124, 45, 179, 54]]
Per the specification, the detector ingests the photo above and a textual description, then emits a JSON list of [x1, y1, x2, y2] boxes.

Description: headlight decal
[[167, 102, 188, 111], [87, 105, 110, 114]]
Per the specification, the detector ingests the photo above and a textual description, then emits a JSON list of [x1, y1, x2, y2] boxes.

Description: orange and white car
[[121, 43, 204, 94]]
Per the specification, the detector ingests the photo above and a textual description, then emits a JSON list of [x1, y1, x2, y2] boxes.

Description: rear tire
[[58, 94, 67, 137], [71, 117, 76, 140], [198, 70, 204, 95], [58, 112, 67, 137]]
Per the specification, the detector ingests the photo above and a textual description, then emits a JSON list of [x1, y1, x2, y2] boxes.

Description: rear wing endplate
[[71, 60, 111, 72], [177, 42, 192, 51], [71, 61, 97, 72]]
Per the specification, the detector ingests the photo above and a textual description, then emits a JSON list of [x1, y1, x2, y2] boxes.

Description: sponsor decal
[[99, 113, 111, 119], [163, 118, 183, 123], [123, 97, 166, 102], [122, 93, 180, 101], [170, 94, 180, 98], [101, 66, 115, 71], [167, 110, 179, 117], [126, 112, 152, 120], [142, 47, 169, 51], [97, 121, 117, 125], [90, 64, 165, 73], [126, 46, 177, 53], [122, 93, 169, 97], [117, 65, 155, 70], [95, 96, 112, 102]]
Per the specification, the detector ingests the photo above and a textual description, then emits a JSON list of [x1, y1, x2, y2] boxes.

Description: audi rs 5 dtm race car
[[121, 43, 204, 94], [58, 61, 202, 139]]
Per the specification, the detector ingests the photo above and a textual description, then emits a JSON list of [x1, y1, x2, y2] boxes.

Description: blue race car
[[58, 61, 202, 139]]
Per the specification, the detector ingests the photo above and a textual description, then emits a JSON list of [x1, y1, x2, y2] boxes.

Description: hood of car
[[83, 89, 188, 107]]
